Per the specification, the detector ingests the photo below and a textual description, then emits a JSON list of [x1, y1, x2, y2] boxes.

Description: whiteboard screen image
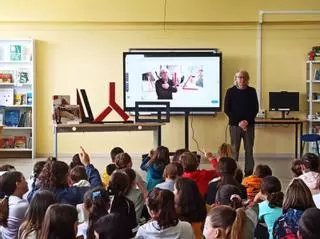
[[123, 51, 222, 113]]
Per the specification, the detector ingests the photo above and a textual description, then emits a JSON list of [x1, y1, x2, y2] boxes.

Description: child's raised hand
[[204, 149, 214, 160], [79, 146, 90, 166]]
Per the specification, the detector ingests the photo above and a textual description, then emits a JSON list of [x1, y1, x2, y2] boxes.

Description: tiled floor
[[0, 155, 294, 190]]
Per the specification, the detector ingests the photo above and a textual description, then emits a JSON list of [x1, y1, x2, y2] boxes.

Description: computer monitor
[[123, 50, 222, 114], [269, 91, 299, 119]]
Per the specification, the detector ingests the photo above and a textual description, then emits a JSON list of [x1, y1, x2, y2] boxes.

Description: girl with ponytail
[[80, 187, 110, 239], [203, 205, 246, 239], [108, 171, 137, 238], [255, 176, 283, 239], [78, 187, 128, 239], [215, 184, 258, 239], [0, 171, 28, 239]]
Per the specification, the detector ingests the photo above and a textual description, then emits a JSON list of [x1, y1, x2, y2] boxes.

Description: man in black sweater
[[155, 68, 177, 99], [224, 70, 259, 176]]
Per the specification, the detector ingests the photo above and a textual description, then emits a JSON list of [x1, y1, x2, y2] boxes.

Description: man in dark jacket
[[224, 70, 259, 176], [155, 68, 177, 99]]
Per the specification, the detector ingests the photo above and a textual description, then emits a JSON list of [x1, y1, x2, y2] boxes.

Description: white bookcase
[[0, 39, 36, 158], [306, 60, 320, 153]]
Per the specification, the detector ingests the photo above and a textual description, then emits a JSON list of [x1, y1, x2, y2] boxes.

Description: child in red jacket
[[180, 152, 218, 198]]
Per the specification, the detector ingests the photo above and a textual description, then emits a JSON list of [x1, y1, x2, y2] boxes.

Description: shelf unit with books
[[0, 39, 35, 158], [306, 60, 320, 153]]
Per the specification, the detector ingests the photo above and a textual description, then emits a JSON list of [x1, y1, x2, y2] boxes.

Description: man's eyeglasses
[[236, 75, 246, 79]]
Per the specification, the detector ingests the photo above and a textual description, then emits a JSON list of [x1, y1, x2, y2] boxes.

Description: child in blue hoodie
[[141, 146, 170, 192]]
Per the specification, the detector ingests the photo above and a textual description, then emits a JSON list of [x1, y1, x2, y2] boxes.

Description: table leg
[[295, 123, 298, 158], [53, 125, 57, 158], [153, 126, 161, 148], [300, 123, 303, 158]]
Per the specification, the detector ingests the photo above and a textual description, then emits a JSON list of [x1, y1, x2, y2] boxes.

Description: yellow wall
[[0, 1, 320, 156]]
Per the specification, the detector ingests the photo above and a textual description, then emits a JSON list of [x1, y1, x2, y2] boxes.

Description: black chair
[[300, 134, 320, 155]]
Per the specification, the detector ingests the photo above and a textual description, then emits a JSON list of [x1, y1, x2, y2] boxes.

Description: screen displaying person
[[224, 70, 259, 176], [155, 68, 177, 99]]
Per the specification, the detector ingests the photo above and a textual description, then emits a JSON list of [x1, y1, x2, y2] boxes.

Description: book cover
[[53, 95, 70, 123], [0, 73, 13, 83], [18, 112, 26, 127], [14, 136, 26, 148], [0, 88, 14, 106], [10, 45, 22, 61], [57, 105, 81, 124], [0, 106, 4, 125], [0, 137, 14, 148], [27, 92, 32, 105], [27, 136, 32, 149], [21, 94, 27, 105], [24, 110, 32, 127], [17, 71, 29, 83], [14, 93, 22, 105], [4, 109, 20, 127]]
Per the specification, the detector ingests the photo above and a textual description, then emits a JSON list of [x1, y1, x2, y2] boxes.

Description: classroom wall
[[0, 0, 320, 157]]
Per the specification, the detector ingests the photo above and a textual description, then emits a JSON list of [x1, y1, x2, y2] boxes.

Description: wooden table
[[255, 119, 305, 158], [53, 122, 164, 158]]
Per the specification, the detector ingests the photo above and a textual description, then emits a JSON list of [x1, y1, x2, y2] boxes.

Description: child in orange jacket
[[242, 164, 272, 201]]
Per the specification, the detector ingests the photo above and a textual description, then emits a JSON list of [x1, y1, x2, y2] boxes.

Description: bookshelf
[[306, 60, 320, 153], [0, 39, 35, 158]]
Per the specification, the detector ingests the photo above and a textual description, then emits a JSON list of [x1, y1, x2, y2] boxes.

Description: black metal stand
[[185, 112, 189, 149]]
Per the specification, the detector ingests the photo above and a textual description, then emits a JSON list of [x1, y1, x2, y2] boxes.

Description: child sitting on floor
[[141, 146, 170, 192], [102, 147, 124, 187], [242, 164, 272, 201], [70, 165, 90, 187], [205, 143, 233, 171]]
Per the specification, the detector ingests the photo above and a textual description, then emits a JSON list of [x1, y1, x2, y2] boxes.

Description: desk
[[53, 123, 164, 158], [255, 119, 305, 158]]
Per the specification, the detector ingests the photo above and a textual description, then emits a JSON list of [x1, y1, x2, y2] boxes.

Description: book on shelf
[[53, 95, 70, 123], [22, 110, 32, 127], [2, 109, 32, 127], [4, 109, 20, 127], [27, 92, 32, 105], [0, 73, 13, 83], [314, 69, 320, 81], [0, 69, 30, 84], [0, 136, 14, 148], [14, 92, 28, 105], [14, 93, 21, 105], [27, 136, 32, 149], [0, 88, 14, 106], [17, 70, 29, 83], [0, 135, 29, 149], [10, 45, 23, 61], [0, 106, 4, 125], [14, 136, 26, 148], [9, 44, 32, 62], [15, 110, 32, 127]]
